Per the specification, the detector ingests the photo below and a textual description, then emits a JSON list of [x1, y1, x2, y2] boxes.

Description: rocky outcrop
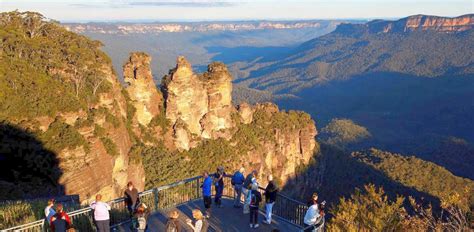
[[162, 57, 234, 150], [124, 52, 163, 126]]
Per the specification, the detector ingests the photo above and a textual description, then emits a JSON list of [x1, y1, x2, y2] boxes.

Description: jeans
[[249, 207, 259, 224], [215, 184, 224, 206], [265, 202, 274, 223], [95, 219, 110, 232], [233, 184, 243, 206]]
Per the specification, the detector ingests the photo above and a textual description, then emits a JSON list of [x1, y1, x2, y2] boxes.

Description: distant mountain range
[[234, 14, 474, 94], [63, 20, 343, 34]]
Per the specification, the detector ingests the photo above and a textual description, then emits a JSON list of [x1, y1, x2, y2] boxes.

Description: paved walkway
[[115, 198, 300, 232]]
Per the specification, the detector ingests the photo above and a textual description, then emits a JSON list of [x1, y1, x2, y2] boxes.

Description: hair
[[192, 209, 204, 220], [47, 199, 55, 205], [311, 193, 318, 205], [96, 194, 102, 201], [127, 181, 133, 187], [203, 171, 208, 176], [268, 174, 273, 182], [55, 203, 63, 212], [169, 210, 179, 219], [252, 170, 258, 175], [136, 205, 145, 215], [239, 167, 245, 173]]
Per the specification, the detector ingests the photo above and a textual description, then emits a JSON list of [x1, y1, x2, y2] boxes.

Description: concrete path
[[115, 198, 300, 232]]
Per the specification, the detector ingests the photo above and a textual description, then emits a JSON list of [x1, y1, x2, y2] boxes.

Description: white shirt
[[304, 204, 320, 225], [194, 219, 203, 232], [90, 201, 111, 221]]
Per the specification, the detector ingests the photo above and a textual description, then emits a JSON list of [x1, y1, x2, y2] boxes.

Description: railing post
[[153, 187, 159, 211], [196, 177, 201, 200]]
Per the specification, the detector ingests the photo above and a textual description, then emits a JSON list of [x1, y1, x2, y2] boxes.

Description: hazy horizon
[[1, 0, 472, 23]]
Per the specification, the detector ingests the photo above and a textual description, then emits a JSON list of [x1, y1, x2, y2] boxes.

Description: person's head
[[251, 183, 258, 191], [192, 209, 204, 220], [267, 174, 273, 182], [96, 194, 102, 202], [217, 166, 224, 173], [169, 210, 179, 219], [239, 167, 245, 174], [311, 193, 318, 204], [127, 181, 134, 190], [136, 205, 145, 215], [55, 203, 63, 213], [252, 170, 258, 176], [47, 199, 55, 206], [203, 171, 209, 178]]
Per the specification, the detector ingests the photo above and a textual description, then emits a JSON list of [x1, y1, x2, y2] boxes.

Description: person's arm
[[106, 202, 111, 210], [90, 201, 96, 209], [44, 207, 49, 217], [50, 216, 56, 230], [65, 213, 71, 225]]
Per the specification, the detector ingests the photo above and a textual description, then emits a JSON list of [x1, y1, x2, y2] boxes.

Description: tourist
[[213, 166, 225, 208], [125, 181, 140, 216], [303, 193, 324, 232], [249, 183, 262, 229], [44, 199, 56, 226], [50, 203, 71, 232], [231, 167, 245, 208], [242, 170, 257, 214], [263, 174, 278, 224], [201, 171, 212, 218], [90, 194, 111, 232], [133, 203, 149, 232], [186, 209, 207, 232], [165, 210, 181, 232]]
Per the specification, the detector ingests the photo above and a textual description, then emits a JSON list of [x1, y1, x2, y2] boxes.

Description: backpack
[[231, 172, 240, 185], [165, 220, 178, 232], [250, 192, 258, 207]]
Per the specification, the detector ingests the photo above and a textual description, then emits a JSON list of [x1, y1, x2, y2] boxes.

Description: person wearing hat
[[165, 210, 181, 232]]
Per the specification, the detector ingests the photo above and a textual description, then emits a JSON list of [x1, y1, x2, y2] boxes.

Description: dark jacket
[[165, 218, 181, 232], [243, 174, 254, 189], [50, 212, 71, 232], [125, 187, 139, 206], [249, 190, 262, 209], [264, 181, 278, 203]]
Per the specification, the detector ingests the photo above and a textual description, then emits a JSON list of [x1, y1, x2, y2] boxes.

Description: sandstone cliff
[[336, 14, 474, 34]]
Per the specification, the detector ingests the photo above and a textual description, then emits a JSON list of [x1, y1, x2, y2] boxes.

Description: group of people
[[43, 181, 146, 232], [43, 168, 325, 232], [164, 167, 280, 231]]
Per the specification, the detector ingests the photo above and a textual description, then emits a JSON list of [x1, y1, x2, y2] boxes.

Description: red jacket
[[50, 211, 71, 232]]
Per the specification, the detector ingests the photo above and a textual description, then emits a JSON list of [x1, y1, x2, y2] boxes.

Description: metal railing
[[3, 175, 322, 232]]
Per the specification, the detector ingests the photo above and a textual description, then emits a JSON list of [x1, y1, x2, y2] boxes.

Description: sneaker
[[254, 224, 259, 228]]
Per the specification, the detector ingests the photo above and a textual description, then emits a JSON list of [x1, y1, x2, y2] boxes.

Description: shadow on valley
[[0, 123, 64, 200], [277, 72, 474, 180], [206, 45, 296, 64], [282, 143, 441, 215]]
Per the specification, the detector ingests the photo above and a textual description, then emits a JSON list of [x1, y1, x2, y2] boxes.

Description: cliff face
[[124, 52, 163, 126]]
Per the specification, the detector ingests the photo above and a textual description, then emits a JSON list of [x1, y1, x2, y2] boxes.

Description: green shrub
[[100, 137, 119, 157]]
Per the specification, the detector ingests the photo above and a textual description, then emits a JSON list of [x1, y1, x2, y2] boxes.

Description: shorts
[[203, 196, 212, 209]]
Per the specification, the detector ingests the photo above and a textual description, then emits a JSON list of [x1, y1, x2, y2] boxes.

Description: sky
[[0, 0, 472, 22]]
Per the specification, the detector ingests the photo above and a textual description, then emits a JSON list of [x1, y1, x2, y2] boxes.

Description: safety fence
[[4, 175, 321, 232]]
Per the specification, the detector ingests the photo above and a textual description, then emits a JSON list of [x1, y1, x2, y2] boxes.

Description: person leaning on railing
[[231, 167, 245, 208], [242, 170, 258, 214], [263, 174, 278, 225], [213, 166, 226, 208], [50, 203, 72, 232], [124, 181, 140, 216]]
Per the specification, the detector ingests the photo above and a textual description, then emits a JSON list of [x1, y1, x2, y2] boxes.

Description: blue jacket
[[202, 176, 212, 197], [231, 171, 245, 185]]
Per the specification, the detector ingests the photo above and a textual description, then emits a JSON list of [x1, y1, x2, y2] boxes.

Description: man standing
[[201, 171, 213, 218], [125, 181, 139, 216], [263, 175, 278, 224], [231, 167, 245, 208], [90, 194, 111, 232], [214, 166, 226, 208]]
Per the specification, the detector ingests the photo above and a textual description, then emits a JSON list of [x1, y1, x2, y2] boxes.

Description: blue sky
[[0, 0, 472, 22]]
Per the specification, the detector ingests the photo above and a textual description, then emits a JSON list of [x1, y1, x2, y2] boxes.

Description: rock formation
[[162, 57, 235, 150], [124, 52, 163, 126]]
